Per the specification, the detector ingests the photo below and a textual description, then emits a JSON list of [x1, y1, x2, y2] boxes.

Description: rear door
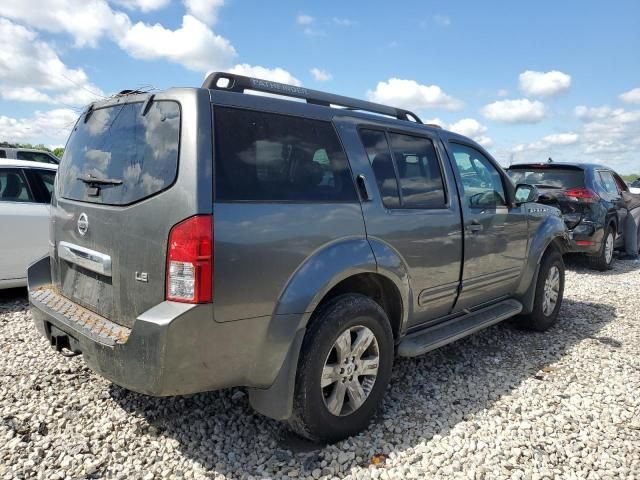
[[51, 90, 212, 328], [597, 170, 626, 239], [0, 167, 49, 281], [342, 120, 463, 328], [445, 141, 529, 311]]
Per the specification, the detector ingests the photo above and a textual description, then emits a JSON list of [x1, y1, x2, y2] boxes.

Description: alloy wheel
[[321, 325, 380, 416], [542, 265, 560, 316]]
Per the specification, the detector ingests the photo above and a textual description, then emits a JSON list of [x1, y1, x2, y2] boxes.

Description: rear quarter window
[[58, 100, 180, 205], [214, 107, 357, 202]]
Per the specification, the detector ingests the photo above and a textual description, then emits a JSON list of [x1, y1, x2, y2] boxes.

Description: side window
[[598, 171, 619, 194], [359, 129, 400, 208], [449, 143, 506, 208], [0, 150, 6, 158], [31, 169, 56, 203], [388, 132, 446, 208], [214, 108, 357, 202], [612, 173, 629, 193], [0, 169, 34, 202], [16, 151, 58, 164]]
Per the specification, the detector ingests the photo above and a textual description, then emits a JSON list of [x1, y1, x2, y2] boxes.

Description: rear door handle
[[356, 174, 370, 201], [468, 220, 483, 233]]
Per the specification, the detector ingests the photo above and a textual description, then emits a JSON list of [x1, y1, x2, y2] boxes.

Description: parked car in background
[[507, 162, 638, 270], [29, 72, 568, 443], [0, 146, 60, 164], [629, 178, 640, 194], [0, 160, 57, 288]]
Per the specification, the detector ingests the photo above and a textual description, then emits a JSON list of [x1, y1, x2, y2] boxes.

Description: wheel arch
[[249, 237, 410, 421]]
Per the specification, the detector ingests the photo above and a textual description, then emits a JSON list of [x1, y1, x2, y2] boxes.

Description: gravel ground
[[1, 258, 639, 479]]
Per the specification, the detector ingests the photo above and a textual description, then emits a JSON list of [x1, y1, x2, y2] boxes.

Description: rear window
[[214, 107, 357, 202], [507, 167, 584, 189], [58, 101, 180, 205]]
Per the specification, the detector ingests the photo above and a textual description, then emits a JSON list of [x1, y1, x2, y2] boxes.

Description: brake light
[[166, 215, 213, 303], [564, 188, 599, 203]]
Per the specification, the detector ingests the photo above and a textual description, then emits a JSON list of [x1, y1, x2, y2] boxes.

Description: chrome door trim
[[58, 241, 112, 277]]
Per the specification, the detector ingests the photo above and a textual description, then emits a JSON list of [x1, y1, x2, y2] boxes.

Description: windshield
[[507, 167, 584, 189], [58, 100, 180, 205]]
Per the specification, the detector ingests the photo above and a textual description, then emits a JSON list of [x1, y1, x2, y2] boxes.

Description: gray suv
[[28, 73, 569, 443]]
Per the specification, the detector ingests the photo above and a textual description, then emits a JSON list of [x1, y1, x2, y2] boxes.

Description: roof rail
[[202, 72, 423, 124]]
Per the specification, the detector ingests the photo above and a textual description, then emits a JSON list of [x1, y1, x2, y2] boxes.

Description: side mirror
[[514, 183, 539, 205]]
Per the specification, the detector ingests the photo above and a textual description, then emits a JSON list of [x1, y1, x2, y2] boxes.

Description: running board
[[398, 299, 523, 358]]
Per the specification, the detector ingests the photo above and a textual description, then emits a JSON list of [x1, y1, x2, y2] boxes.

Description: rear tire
[[588, 224, 615, 271], [519, 249, 565, 332], [288, 294, 394, 444]]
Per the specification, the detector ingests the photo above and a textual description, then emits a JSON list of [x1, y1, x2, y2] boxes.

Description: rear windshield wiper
[[77, 174, 123, 186]]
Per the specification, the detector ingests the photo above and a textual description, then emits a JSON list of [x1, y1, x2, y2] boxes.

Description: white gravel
[[1, 258, 639, 479]]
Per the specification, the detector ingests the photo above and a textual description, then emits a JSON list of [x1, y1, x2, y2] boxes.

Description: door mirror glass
[[514, 183, 539, 204]]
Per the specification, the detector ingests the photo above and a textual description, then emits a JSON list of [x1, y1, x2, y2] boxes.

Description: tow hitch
[[49, 324, 82, 358]]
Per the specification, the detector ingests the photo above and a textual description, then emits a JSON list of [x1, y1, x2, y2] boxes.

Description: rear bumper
[[28, 256, 303, 397], [566, 221, 604, 255]]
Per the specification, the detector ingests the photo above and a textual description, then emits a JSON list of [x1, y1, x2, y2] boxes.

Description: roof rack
[[202, 72, 423, 124]]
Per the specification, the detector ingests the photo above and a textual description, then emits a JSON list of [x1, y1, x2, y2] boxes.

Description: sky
[[0, 0, 639, 173]]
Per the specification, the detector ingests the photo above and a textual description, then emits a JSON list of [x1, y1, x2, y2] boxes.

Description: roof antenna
[[547, 157, 553, 163]]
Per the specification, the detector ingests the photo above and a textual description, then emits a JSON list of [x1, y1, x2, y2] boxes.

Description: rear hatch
[[51, 95, 186, 328], [507, 164, 595, 229]]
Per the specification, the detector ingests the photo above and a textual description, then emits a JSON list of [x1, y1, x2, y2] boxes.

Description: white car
[[0, 160, 57, 288], [629, 179, 640, 194]]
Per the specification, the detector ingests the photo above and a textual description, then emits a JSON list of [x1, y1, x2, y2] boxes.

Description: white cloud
[[310, 68, 332, 82], [481, 99, 546, 123], [518, 70, 571, 97], [227, 64, 302, 86], [424, 118, 444, 127], [333, 17, 356, 27], [0, 109, 78, 144], [541, 132, 579, 145], [0, 18, 104, 106], [447, 118, 493, 148], [575, 105, 640, 163], [367, 78, 463, 111], [574, 105, 619, 120], [620, 87, 640, 104], [433, 15, 451, 27], [113, 0, 170, 11], [183, 0, 225, 25], [296, 14, 314, 25], [118, 15, 236, 72], [0, 0, 130, 47], [0, 1, 235, 73], [507, 106, 640, 172]]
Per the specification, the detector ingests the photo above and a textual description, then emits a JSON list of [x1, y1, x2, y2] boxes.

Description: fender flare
[[517, 214, 569, 314]]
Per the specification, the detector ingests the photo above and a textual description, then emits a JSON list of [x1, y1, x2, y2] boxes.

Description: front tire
[[589, 225, 615, 271], [288, 294, 394, 443], [519, 248, 565, 331]]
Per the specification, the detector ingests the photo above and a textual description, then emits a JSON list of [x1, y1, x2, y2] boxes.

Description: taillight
[[166, 215, 213, 303], [564, 188, 599, 203]]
